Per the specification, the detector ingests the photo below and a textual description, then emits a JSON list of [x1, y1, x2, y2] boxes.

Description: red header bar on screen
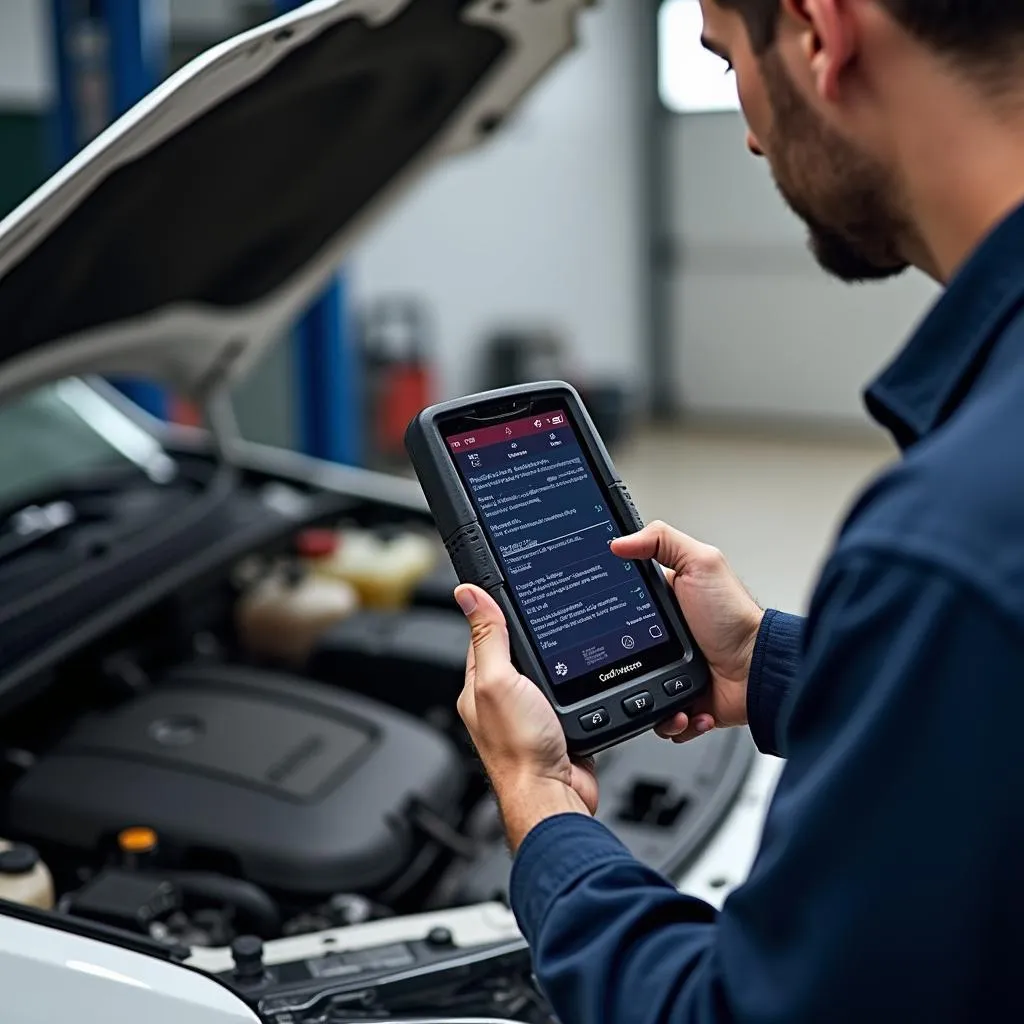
[[446, 410, 568, 451]]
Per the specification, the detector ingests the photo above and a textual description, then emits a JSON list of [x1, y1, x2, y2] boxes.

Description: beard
[[760, 52, 911, 283]]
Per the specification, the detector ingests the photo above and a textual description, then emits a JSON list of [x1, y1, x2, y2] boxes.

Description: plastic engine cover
[[307, 609, 469, 716], [8, 665, 465, 894]]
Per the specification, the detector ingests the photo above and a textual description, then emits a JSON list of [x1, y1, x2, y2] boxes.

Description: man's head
[[698, 0, 1024, 282]]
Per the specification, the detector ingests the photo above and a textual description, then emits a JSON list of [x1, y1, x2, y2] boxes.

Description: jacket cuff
[[509, 814, 636, 943], [747, 609, 804, 758]]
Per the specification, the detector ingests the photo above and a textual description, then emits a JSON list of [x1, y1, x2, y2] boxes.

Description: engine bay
[[0, 441, 754, 955], [0, 1, 761, 1013]]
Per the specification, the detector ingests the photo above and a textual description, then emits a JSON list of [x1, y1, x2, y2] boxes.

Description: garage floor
[[615, 425, 895, 617]]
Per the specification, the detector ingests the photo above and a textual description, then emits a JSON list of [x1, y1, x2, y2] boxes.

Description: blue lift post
[[274, 0, 362, 465], [48, 0, 169, 421], [48, 0, 78, 169], [293, 274, 362, 465]]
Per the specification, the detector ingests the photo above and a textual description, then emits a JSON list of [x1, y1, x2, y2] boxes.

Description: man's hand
[[612, 522, 764, 745], [455, 584, 597, 851]]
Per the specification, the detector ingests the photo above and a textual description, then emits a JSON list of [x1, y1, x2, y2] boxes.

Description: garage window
[[658, 0, 740, 114]]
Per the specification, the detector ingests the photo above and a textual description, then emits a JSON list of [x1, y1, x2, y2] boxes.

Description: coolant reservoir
[[386, 531, 438, 582], [0, 840, 54, 910], [236, 562, 359, 666], [299, 527, 437, 609]]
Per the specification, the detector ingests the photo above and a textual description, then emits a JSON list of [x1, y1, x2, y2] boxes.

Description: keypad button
[[579, 708, 610, 732], [663, 677, 694, 698], [622, 692, 654, 717]]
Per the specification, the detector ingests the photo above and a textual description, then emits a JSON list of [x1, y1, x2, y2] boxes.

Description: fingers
[[455, 584, 512, 683], [672, 715, 715, 743], [655, 712, 690, 738], [655, 711, 716, 744], [612, 521, 724, 576]]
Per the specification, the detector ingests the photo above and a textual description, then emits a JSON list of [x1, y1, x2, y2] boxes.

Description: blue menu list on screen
[[448, 410, 670, 689]]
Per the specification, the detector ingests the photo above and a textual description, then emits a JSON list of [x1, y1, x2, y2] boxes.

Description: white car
[[0, 2, 776, 1020]]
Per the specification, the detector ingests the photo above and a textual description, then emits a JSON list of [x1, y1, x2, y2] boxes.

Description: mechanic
[[451, 1, 1024, 1021]]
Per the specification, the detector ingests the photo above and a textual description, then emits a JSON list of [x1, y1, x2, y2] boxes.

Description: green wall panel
[[0, 110, 48, 218]]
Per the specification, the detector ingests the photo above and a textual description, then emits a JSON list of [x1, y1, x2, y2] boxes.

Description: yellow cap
[[118, 826, 158, 854]]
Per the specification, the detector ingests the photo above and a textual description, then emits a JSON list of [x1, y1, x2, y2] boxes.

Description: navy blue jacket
[[509, 203, 1024, 1022]]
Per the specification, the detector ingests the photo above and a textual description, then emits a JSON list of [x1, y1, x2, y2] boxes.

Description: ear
[[780, 0, 857, 102]]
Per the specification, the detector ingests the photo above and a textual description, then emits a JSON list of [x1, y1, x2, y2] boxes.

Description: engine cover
[[8, 665, 465, 894]]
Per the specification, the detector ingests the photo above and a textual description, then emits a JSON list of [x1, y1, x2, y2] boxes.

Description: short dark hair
[[718, 0, 1024, 67]]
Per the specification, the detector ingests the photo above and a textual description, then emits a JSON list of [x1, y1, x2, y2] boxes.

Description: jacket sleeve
[[746, 608, 804, 758], [510, 550, 1024, 1023]]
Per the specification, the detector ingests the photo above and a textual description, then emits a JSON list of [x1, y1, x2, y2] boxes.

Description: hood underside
[[0, 0, 589, 404]]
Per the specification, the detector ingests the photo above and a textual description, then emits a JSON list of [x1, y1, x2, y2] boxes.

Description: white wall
[[169, 0, 243, 36], [0, 0, 53, 110], [0, 0, 647, 407], [666, 112, 939, 426], [348, 0, 647, 401]]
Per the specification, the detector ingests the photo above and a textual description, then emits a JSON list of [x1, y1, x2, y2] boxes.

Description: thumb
[[611, 521, 720, 576], [454, 584, 513, 680]]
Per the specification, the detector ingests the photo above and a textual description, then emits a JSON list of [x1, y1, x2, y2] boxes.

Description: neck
[[890, 75, 1024, 282]]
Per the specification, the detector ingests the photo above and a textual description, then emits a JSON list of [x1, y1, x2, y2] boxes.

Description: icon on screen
[[505, 427, 513, 436], [649, 626, 663, 639], [534, 419, 543, 428], [510, 443, 518, 449], [469, 454, 481, 467], [550, 433, 557, 441], [552, 415, 564, 425], [555, 662, 569, 678], [621, 635, 635, 650]]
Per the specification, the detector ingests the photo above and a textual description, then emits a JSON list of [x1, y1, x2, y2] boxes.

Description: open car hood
[[0, 0, 590, 404]]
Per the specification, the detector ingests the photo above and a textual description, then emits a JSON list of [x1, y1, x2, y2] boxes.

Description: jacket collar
[[866, 201, 1024, 450]]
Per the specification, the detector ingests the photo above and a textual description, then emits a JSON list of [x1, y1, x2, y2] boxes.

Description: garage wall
[[0, 3, 51, 224], [348, 0, 648, 401], [665, 112, 939, 426], [0, 0, 52, 111], [0, 0, 649, 447]]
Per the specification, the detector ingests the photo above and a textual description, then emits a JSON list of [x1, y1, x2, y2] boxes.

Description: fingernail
[[695, 718, 713, 734], [455, 588, 477, 616]]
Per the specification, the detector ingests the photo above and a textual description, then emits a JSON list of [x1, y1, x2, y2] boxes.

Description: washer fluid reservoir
[[0, 840, 54, 910]]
